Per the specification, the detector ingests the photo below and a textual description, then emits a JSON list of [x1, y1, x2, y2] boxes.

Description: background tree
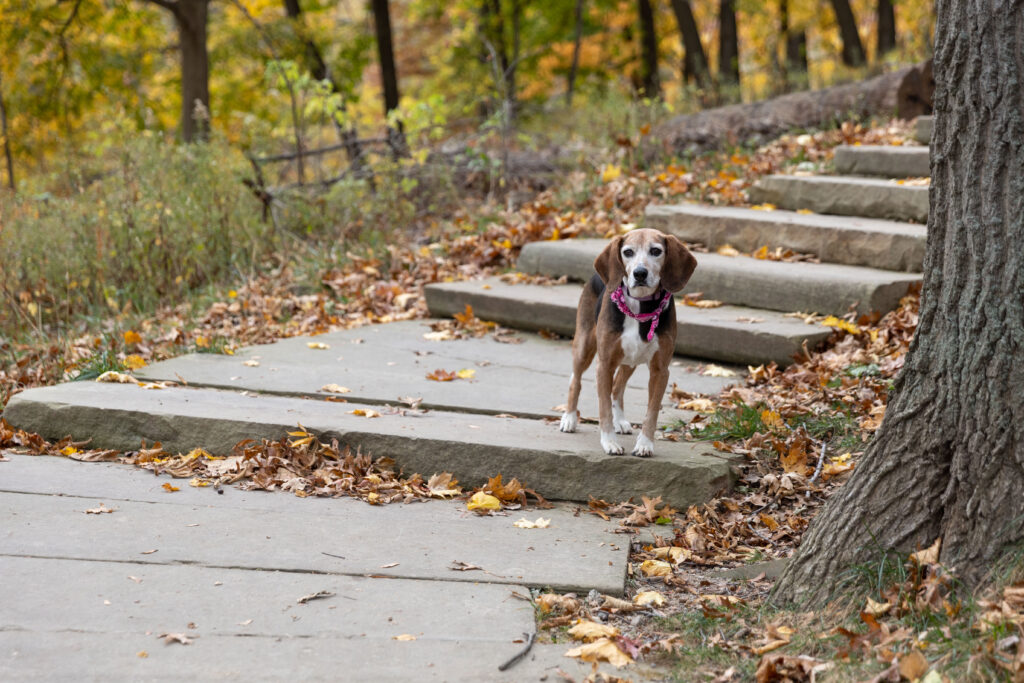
[[0, 70, 14, 189], [718, 0, 739, 93], [371, 0, 400, 115], [877, 0, 896, 57], [829, 0, 866, 66], [670, 0, 712, 92], [778, 0, 807, 90], [773, 0, 1024, 606], [565, 0, 585, 104], [147, 0, 211, 142], [637, 0, 659, 97]]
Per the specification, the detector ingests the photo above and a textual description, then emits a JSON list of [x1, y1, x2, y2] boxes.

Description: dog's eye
[[623, 248, 635, 258], [650, 247, 663, 256]]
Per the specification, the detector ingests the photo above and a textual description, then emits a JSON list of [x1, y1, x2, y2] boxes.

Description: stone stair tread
[[914, 116, 933, 144], [518, 238, 921, 315], [748, 174, 929, 222], [645, 203, 926, 272], [425, 278, 830, 367], [833, 145, 930, 178], [3, 381, 736, 508]]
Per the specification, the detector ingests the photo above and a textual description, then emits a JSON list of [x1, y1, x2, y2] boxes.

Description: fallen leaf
[[898, 649, 929, 681], [640, 560, 673, 577], [128, 576, 142, 583], [349, 409, 381, 418], [821, 315, 861, 335], [297, 590, 334, 604], [565, 637, 633, 668], [678, 398, 716, 412], [320, 384, 351, 394], [467, 491, 501, 512], [910, 538, 941, 565], [188, 478, 210, 488], [716, 244, 740, 257], [634, 591, 666, 607], [426, 369, 457, 382], [651, 546, 688, 564], [393, 634, 417, 641], [864, 596, 892, 616], [513, 517, 551, 529], [568, 620, 619, 642], [123, 330, 142, 345], [238, 619, 253, 626], [124, 355, 147, 370], [136, 651, 148, 658], [307, 342, 330, 349], [537, 593, 580, 615], [84, 504, 115, 514], [701, 365, 737, 377], [162, 482, 179, 492], [456, 368, 476, 379], [140, 549, 158, 555], [380, 562, 399, 569], [751, 203, 776, 211], [450, 561, 483, 572], [96, 371, 139, 384], [159, 633, 194, 645], [243, 359, 260, 367], [752, 639, 790, 655]]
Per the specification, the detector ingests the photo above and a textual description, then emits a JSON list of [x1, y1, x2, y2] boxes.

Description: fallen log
[[654, 60, 933, 155]]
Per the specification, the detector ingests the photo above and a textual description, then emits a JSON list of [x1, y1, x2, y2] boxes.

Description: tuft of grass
[[71, 345, 127, 381], [691, 400, 769, 441]]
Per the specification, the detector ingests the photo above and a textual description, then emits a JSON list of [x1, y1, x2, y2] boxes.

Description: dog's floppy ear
[[594, 235, 625, 286], [661, 235, 697, 292]]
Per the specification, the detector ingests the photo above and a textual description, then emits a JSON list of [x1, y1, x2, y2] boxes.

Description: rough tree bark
[[637, 0, 660, 97], [718, 0, 739, 89], [829, 0, 866, 66], [877, 0, 896, 57], [148, 0, 210, 142], [773, 0, 1024, 606], [669, 0, 712, 91], [370, 0, 400, 115]]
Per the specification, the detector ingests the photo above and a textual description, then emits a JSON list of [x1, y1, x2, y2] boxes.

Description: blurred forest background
[[0, 0, 934, 369]]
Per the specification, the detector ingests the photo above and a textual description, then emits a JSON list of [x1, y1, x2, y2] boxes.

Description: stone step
[[645, 204, 926, 272], [425, 278, 831, 367], [914, 115, 933, 144], [3, 382, 736, 509], [747, 174, 929, 222], [518, 239, 920, 315], [833, 145, 930, 178]]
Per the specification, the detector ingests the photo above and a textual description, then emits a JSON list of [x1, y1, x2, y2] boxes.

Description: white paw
[[601, 431, 625, 455], [612, 404, 632, 434], [632, 434, 654, 458], [559, 411, 579, 433]]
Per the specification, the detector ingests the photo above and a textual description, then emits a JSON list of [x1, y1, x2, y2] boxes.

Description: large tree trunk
[[371, 0, 400, 114], [637, 0, 659, 97], [282, 0, 332, 86], [655, 60, 932, 154], [772, 0, 1024, 606], [779, 0, 807, 91], [718, 0, 739, 90], [829, 0, 866, 67], [669, 0, 712, 91], [172, 0, 210, 142], [877, 0, 896, 57]]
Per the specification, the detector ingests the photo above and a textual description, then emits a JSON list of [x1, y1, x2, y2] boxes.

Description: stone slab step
[[833, 145, 930, 178], [748, 174, 929, 222], [518, 239, 920, 315], [914, 115, 933, 144], [645, 204, 926, 272], [133, 320, 737, 426], [425, 278, 830, 367], [3, 382, 736, 509]]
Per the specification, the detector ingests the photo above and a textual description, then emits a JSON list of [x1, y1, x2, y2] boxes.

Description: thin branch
[[146, 0, 180, 12]]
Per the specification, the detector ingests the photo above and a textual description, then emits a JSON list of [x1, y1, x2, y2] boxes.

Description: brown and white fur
[[559, 229, 697, 457]]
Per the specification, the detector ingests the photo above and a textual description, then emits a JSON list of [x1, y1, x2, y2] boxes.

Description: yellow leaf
[[640, 559, 673, 577], [753, 245, 770, 259], [456, 368, 476, 380], [513, 517, 551, 529], [466, 491, 501, 511], [759, 513, 780, 531], [162, 483, 179, 492], [349, 409, 381, 418], [796, 208, 815, 215], [195, 336, 209, 348], [679, 398, 716, 412], [320, 384, 351, 394], [752, 639, 790, 655], [228, 290, 238, 299], [568, 620, 619, 642], [634, 590, 666, 607], [124, 355, 147, 370], [910, 538, 942, 565], [307, 342, 330, 350], [698, 594, 743, 605], [821, 315, 861, 335], [750, 203, 776, 211], [123, 330, 142, 345], [864, 597, 892, 616], [188, 478, 211, 488], [61, 446, 80, 456], [716, 244, 740, 257], [760, 409, 785, 431], [565, 637, 633, 668], [601, 164, 622, 183], [392, 634, 417, 641]]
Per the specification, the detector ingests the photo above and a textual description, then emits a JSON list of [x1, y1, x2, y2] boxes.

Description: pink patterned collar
[[609, 285, 673, 342]]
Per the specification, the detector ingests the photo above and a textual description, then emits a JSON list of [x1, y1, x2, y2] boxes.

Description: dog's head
[[594, 229, 697, 297]]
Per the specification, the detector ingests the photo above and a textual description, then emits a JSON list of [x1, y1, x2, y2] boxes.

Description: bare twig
[[810, 441, 827, 484], [497, 631, 536, 671]]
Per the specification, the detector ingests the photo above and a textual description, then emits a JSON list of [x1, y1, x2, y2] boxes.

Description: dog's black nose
[[633, 267, 648, 283]]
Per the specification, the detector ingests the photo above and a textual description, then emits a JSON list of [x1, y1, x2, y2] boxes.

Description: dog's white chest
[[619, 318, 658, 367]]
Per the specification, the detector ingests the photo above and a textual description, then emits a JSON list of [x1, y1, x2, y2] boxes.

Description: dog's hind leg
[[611, 365, 636, 434], [560, 330, 596, 433]]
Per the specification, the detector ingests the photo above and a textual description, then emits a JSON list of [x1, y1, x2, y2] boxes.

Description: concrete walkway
[[1, 453, 625, 681]]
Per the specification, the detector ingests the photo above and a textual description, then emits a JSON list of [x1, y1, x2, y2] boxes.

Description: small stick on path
[[498, 631, 536, 671], [810, 441, 827, 484]]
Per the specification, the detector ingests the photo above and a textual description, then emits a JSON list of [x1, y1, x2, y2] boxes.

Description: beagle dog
[[559, 229, 697, 457]]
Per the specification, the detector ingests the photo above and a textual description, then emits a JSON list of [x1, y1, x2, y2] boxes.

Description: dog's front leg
[[633, 357, 670, 457], [596, 358, 624, 455]]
